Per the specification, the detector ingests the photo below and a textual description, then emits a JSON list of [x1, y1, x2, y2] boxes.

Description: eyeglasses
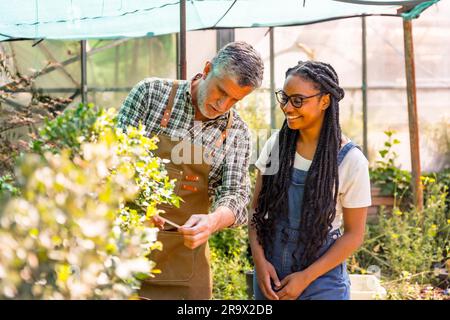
[[275, 90, 323, 108]]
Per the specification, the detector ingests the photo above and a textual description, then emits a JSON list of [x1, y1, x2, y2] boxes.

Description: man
[[117, 41, 264, 299]]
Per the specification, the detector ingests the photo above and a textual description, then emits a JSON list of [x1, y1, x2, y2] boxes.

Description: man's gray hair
[[211, 41, 264, 88]]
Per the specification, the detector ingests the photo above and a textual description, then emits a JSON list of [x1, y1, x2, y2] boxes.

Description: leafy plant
[[350, 178, 449, 290], [369, 130, 412, 207], [210, 227, 252, 300], [29, 103, 102, 156], [0, 104, 180, 299], [349, 132, 449, 299], [0, 174, 19, 199]]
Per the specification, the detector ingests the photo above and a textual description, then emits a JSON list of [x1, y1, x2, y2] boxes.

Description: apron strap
[[160, 79, 234, 148], [160, 80, 179, 128], [213, 108, 233, 148]]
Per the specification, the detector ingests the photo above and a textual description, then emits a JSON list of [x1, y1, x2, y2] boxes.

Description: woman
[[249, 60, 371, 300]]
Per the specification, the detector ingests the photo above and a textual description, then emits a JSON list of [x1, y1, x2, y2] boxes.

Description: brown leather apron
[[138, 80, 233, 300]]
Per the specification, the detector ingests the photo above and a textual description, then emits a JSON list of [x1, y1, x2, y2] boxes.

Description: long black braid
[[252, 60, 345, 271]]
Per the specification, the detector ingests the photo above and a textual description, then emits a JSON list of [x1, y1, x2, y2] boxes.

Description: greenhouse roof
[[0, 0, 440, 42]]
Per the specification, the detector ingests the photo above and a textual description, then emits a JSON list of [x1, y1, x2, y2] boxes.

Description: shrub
[[350, 131, 449, 299], [0, 104, 179, 299], [350, 169, 449, 292], [210, 227, 252, 300]]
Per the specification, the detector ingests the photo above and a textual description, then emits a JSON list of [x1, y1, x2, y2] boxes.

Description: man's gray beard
[[196, 82, 216, 120]]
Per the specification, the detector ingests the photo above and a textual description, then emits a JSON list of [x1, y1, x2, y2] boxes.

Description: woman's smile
[[286, 114, 304, 122]]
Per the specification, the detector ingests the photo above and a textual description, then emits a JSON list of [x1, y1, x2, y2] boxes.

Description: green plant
[[369, 130, 412, 207], [0, 174, 19, 199], [423, 168, 450, 210], [29, 103, 102, 156], [349, 131, 449, 299], [29, 104, 180, 220], [0, 135, 150, 299], [350, 178, 449, 288], [0, 104, 180, 299], [210, 226, 252, 300]]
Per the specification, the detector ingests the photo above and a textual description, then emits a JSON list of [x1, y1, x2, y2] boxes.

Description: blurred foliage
[[350, 136, 450, 299], [210, 227, 252, 300], [383, 280, 449, 300], [350, 185, 449, 298], [0, 174, 20, 200], [29, 103, 102, 156], [0, 103, 179, 299]]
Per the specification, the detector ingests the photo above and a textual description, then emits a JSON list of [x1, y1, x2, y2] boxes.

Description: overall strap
[[160, 80, 179, 128], [337, 141, 361, 167]]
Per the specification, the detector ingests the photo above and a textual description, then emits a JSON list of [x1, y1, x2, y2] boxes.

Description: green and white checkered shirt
[[117, 77, 251, 227]]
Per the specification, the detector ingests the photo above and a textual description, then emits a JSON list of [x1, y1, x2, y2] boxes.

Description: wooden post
[[402, 18, 423, 211], [361, 16, 368, 158]]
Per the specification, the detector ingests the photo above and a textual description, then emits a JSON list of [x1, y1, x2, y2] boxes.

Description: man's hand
[[178, 214, 218, 249], [150, 214, 166, 230]]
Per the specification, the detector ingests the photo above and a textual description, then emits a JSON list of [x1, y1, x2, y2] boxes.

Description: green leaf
[[379, 150, 388, 158]]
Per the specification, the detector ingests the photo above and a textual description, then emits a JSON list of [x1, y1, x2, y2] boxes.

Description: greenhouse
[[0, 0, 448, 302]]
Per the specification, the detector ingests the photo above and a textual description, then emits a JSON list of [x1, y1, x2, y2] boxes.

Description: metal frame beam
[[80, 40, 87, 104]]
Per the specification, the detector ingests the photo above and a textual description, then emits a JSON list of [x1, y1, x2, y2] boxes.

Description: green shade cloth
[[0, 0, 440, 41]]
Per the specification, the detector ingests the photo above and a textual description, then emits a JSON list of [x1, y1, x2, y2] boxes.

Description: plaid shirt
[[117, 77, 251, 227]]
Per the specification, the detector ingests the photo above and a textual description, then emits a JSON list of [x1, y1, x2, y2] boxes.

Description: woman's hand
[[254, 257, 281, 300], [276, 271, 312, 300]]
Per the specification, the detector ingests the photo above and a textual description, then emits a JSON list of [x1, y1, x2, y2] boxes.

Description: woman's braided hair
[[252, 60, 345, 271]]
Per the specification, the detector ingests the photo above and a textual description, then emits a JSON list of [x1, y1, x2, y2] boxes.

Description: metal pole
[[176, 33, 180, 79], [179, 0, 187, 80], [114, 45, 119, 100], [80, 40, 87, 104], [361, 16, 368, 158], [402, 19, 423, 211], [269, 27, 276, 129]]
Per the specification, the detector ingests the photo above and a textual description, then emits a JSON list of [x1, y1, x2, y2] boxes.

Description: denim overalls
[[253, 142, 359, 300]]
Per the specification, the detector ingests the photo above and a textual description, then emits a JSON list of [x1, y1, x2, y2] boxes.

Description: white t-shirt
[[255, 131, 372, 231]]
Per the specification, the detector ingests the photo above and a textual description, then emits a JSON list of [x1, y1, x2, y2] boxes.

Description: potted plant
[[369, 131, 412, 220]]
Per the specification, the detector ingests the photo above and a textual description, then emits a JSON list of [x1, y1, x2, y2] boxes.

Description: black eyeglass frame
[[275, 90, 324, 108]]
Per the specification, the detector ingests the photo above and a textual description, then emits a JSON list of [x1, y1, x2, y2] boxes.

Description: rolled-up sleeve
[[117, 80, 150, 131], [212, 125, 251, 228]]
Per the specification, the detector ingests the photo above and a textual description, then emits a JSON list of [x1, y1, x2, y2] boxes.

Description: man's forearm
[[209, 206, 236, 233]]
